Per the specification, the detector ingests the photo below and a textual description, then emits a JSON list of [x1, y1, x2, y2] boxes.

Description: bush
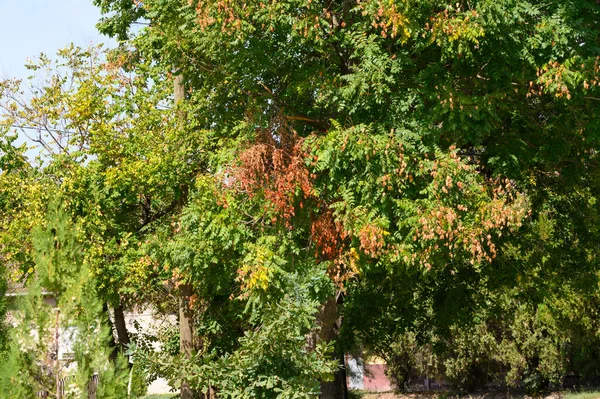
[[384, 332, 436, 391], [131, 362, 148, 398]]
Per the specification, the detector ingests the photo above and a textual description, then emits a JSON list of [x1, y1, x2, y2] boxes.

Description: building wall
[[122, 306, 177, 395], [346, 355, 395, 392]]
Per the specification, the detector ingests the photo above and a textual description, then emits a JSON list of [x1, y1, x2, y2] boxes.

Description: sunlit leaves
[[308, 124, 529, 273]]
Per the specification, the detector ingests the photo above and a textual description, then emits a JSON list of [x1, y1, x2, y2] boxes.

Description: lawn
[[563, 392, 600, 399]]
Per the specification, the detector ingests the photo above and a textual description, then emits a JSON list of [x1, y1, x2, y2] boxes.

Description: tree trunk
[[312, 295, 348, 399], [174, 71, 194, 399], [113, 304, 130, 353], [174, 74, 185, 105], [179, 283, 194, 399], [103, 303, 120, 362], [320, 352, 348, 399]]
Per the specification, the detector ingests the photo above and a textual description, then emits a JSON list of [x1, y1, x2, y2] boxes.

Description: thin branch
[[6, 124, 78, 136]]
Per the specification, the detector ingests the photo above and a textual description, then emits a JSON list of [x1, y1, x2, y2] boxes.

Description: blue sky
[[0, 0, 114, 80]]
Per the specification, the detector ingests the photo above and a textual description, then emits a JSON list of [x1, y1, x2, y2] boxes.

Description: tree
[[0, 44, 211, 359], [89, 0, 600, 397]]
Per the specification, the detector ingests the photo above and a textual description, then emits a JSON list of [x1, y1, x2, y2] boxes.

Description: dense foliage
[[0, 0, 599, 397]]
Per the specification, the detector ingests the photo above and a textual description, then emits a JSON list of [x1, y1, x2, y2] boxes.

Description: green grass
[[142, 395, 177, 399], [563, 391, 600, 399]]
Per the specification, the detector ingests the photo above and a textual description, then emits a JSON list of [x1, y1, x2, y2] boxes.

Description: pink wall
[[363, 364, 394, 392]]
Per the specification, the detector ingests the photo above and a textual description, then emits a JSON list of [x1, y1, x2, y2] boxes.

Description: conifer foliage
[[0, 202, 128, 398]]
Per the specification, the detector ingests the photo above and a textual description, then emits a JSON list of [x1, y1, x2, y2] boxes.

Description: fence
[[36, 373, 99, 399]]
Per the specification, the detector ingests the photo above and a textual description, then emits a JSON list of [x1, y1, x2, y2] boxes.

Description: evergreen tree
[[0, 201, 128, 398], [0, 256, 7, 353]]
